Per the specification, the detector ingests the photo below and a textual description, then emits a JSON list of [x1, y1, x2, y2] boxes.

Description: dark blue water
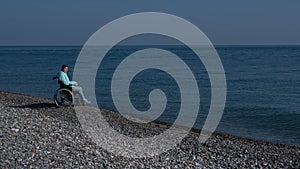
[[0, 45, 299, 146]]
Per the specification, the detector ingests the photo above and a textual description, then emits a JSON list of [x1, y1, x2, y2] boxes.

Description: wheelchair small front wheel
[[54, 88, 74, 107]]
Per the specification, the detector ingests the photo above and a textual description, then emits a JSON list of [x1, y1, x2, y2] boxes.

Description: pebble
[[11, 128, 19, 132], [0, 91, 299, 168]]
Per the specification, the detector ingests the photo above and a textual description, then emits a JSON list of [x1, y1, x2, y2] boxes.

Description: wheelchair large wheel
[[54, 88, 74, 107]]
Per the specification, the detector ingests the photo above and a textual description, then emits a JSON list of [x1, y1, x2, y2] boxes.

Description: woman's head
[[61, 64, 68, 72]]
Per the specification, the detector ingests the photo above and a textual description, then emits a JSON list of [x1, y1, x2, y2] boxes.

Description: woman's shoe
[[84, 99, 91, 104]]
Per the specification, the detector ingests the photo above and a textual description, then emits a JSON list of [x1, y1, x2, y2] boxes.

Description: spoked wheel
[[54, 88, 74, 107]]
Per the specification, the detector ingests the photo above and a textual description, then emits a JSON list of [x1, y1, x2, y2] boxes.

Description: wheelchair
[[53, 77, 84, 107]]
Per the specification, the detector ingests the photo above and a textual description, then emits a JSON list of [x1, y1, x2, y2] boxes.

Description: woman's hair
[[61, 64, 68, 71]]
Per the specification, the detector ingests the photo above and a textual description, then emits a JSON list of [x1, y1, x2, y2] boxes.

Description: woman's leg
[[72, 86, 90, 102]]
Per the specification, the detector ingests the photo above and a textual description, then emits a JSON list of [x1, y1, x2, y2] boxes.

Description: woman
[[57, 64, 91, 104]]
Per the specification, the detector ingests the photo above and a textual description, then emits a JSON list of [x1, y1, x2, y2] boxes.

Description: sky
[[0, 0, 300, 45]]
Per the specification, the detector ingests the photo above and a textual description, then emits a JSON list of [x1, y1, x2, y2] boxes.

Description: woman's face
[[63, 67, 68, 73]]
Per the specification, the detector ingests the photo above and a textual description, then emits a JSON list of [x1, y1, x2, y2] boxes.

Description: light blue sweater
[[57, 71, 76, 87]]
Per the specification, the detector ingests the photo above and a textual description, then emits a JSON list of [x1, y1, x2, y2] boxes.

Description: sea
[[0, 45, 299, 147]]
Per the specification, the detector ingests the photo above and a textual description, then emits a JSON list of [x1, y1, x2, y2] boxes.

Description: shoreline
[[2, 90, 297, 148], [1, 91, 299, 168]]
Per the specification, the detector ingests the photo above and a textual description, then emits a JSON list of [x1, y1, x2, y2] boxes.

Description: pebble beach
[[0, 91, 299, 168]]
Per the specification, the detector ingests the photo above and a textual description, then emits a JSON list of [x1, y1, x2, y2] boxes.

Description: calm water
[[0, 45, 299, 146]]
